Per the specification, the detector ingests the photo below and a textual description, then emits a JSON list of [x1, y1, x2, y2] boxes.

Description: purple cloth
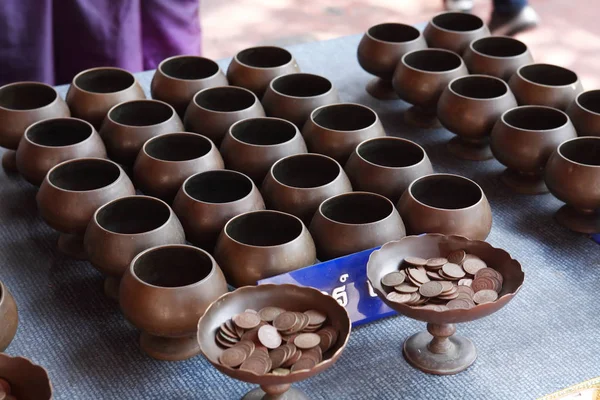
[[0, 0, 201, 86]]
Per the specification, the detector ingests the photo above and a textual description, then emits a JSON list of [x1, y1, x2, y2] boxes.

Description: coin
[[442, 263, 466, 279], [426, 270, 443, 280], [258, 307, 286, 322], [258, 325, 282, 349], [283, 348, 303, 367], [447, 249, 466, 265], [381, 271, 406, 287], [219, 346, 248, 368], [291, 358, 317, 372], [447, 298, 473, 310], [273, 312, 298, 331], [394, 283, 419, 293], [463, 258, 487, 275], [269, 347, 289, 369], [233, 312, 261, 330], [475, 268, 504, 284], [294, 333, 321, 349], [404, 256, 427, 266], [419, 281, 443, 298], [272, 368, 291, 376], [439, 281, 455, 293], [471, 276, 496, 292], [304, 309, 327, 326], [240, 356, 271, 375], [473, 289, 498, 304], [458, 278, 473, 287], [408, 268, 430, 284], [426, 257, 448, 269], [386, 292, 412, 303]]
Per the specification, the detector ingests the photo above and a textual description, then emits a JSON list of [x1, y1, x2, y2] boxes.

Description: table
[[2, 33, 599, 400]]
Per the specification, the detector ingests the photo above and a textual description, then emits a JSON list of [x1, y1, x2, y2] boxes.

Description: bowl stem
[[242, 385, 309, 400]]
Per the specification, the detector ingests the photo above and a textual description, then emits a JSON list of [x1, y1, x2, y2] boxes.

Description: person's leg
[[490, 0, 539, 36]]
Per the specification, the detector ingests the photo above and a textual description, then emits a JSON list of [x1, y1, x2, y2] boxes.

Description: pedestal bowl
[[120, 244, 228, 360], [367, 233, 524, 375], [423, 12, 490, 55], [357, 23, 427, 100], [0, 281, 18, 352], [566, 90, 600, 137], [491, 106, 577, 194], [197, 283, 351, 400], [0, 354, 52, 400], [463, 36, 534, 82]]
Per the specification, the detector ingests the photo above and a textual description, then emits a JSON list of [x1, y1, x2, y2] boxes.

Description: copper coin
[[458, 278, 473, 287], [457, 285, 474, 298], [406, 292, 422, 305], [283, 348, 303, 367], [258, 306, 286, 322], [273, 312, 298, 331], [442, 263, 466, 279], [220, 346, 248, 368], [234, 324, 246, 338], [272, 368, 291, 376], [438, 291, 459, 300], [426, 270, 443, 280], [426, 257, 448, 269], [473, 289, 498, 304], [304, 346, 323, 363], [407, 268, 430, 284], [237, 340, 256, 354], [216, 334, 236, 348], [419, 281, 443, 298], [475, 268, 504, 284], [233, 312, 261, 330], [269, 347, 289, 369], [294, 333, 321, 349], [404, 256, 427, 266], [447, 249, 466, 265], [304, 309, 327, 326], [317, 330, 333, 352], [240, 356, 270, 375], [406, 273, 424, 287], [219, 329, 240, 343], [381, 271, 406, 287], [291, 358, 317, 372], [439, 281, 455, 293], [220, 322, 237, 338], [258, 325, 282, 349], [386, 292, 412, 303], [463, 258, 487, 275], [447, 298, 473, 310], [394, 283, 419, 293], [240, 327, 260, 343], [471, 276, 496, 292], [245, 309, 258, 314]]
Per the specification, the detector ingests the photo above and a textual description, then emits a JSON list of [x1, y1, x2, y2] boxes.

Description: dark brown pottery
[[438, 75, 518, 161], [0, 354, 52, 400], [309, 192, 406, 261], [16, 117, 107, 186], [423, 12, 490, 54], [509, 63, 583, 111], [545, 136, 600, 233], [214, 210, 316, 287], [302, 103, 386, 164], [36, 158, 135, 259], [344, 137, 433, 203], [220, 117, 307, 184], [0, 281, 18, 352], [0, 82, 70, 172], [357, 23, 427, 100], [566, 90, 600, 137], [463, 36, 534, 82], [491, 106, 577, 194], [262, 73, 340, 128], [151, 55, 228, 118], [367, 234, 524, 375], [133, 132, 224, 203], [84, 195, 186, 300], [120, 244, 228, 360], [227, 46, 300, 97], [66, 67, 145, 129], [172, 170, 265, 251], [397, 173, 492, 240], [393, 49, 468, 128], [262, 153, 353, 225], [100, 99, 184, 167], [197, 284, 351, 400], [184, 86, 265, 146]]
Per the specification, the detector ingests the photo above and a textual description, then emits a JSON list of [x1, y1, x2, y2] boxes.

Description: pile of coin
[[0, 378, 17, 400], [380, 249, 504, 310], [215, 307, 339, 376]]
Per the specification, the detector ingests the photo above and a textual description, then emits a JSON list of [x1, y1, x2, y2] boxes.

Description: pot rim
[[71, 66, 138, 95], [354, 136, 428, 170], [468, 35, 529, 60], [268, 73, 336, 100], [269, 153, 344, 190], [515, 63, 580, 89], [401, 48, 466, 75], [233, 46, 296, 70], [141, 132, 216, 164], [317, 191, 397, 226], [556, 136, 600, 168], [500, 105, 571, 133], [0, 281, 4, 306], [310, 102, 380, 133], [0, 81, 61, 113], [106, 99, 179, 129], [365, 22, 423, 45], [227, 117, 300, 148], [181, 169, 257, 205], [45, 157, 126, 193], [407, 173, 486, 212], [23, 117, 96, 149], [157, 55, 222, 82], [447, 74, 511, 102], [429, 11, 487, 34], [192, 85, 260, 114], [574, 89, 600, 117]]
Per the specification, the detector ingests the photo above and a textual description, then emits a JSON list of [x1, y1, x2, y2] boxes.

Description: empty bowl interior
[[145, 134, 212, 161], [577, 90, 600, 115], [321, 193, 393, 224], [48, 159, 120, 191], [160, 56, 219, 80], [472, 36, 527, 57], [358, 138, 425, 167], [230, 118, 296, 145], [96, 196, 171, 234], [404, 50, 462, 72], [26, 118, 92, 146], [133, 246, 213, 287], [194, 87, 256, 112], [74, 69, 135, 93], [273, 154, 340, 188], [519, 64, 578, 86], [226, 211, 302, 246], [410, 175, 482, 209], [432, 12, 484, 31], [110, 101, 174, 126], [503, 106, 567, 130], [272, 74, 332, 97], [450, 76, 507, 99], [312, 104, 376, 131], [368, 23, 420, 42], [0, 83, 57, 110], [185, 170, 253, 203], [236, 46, 292, 68], [560, 138, 600, 166]]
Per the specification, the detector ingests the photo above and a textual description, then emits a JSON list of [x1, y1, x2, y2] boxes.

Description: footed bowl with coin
[[367, 234, 524, 375], [197, 284, 351, 400]]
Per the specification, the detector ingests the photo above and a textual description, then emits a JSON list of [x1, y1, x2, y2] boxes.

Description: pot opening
[[27, 118, 93, 146], [321, 193, 393, 224], [503, 107, 567, 130], [368, 23, 420, 42], [160, 56, 219, 80], [472, 36, 527, 57], [75, 69, 135, 93], [134, 246, 213, 287], [0, 83, 57, 110], [97, 196, 171, 234], [358, 138, 424, 167], [49, 159, 120, 191], [410, 175, 482, 209], [520, 64, 578, 86], [451, 76, 507, 99], [237, 47, 292, 68], [560, 138, 600, 166], [272, 74, 332, 97], [194, 87, 256, 112], [226, 211, 302, 246], [404, 50, 462, 72], [110, 100, 174, 126], [273, 154, 340, 188], [578, 90, 600, 114], [185, 170, 253, 203], [231, 118, 296, 145], [146, 134, 212, 161], [432, 12, 484, 31], [313, 104, 376, 131]]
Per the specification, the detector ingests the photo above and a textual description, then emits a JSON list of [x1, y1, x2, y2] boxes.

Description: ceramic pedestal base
[[2, 151, 17, 173], [447, 137, 493, 161], [500, 169, 548, 195], [404, 107, 441, 129], [140, 332, 201, 361], [555, 205, 600, 234], [242, 386, 310, 400], [104, 276, 121, 301], [366, 78, 399, 101], [57, 233, 87, 260]]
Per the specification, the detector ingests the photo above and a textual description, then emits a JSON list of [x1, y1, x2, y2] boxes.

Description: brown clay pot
[[36, 158, 135, 259], [261, 153, 353, 225], [84, 195, 186, 300], [133, 132, 224, 203], [397, 173, 492, 240], [0, 354, 52, 400], [16, 117, 107, 186], [120, 244, 228, 360], [66, 67, 145, 129], [214, 210, 317, 287], [437, 75, 518, 160], [184, 86, 265, 146], [309, 192, 406, 261], [0, 82, 70, 172], [172, 170, 265, 251], [220, 117, 307, 184], [509, 63, 584, 111], [227, 46, 300, 97], [491, 106, 577, 194], [0, 281, 18, 352], [545, 136, 600, 233], [463, 36, 534, 82], [566, 90, 600, 137], [262, 73, 340, 128], [344, 137, 434, 203], [393, 49, 469, 128], [423, 12, 490, 54], [357, 23, 428, 100], [302, 103, 386, 164]]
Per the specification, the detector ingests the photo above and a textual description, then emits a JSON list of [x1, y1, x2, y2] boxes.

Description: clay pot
[[302, 103, 386, 164], [0, 281, 18, 352], [545, 136, 600, 233], [491, 106, 577, 194], [151, 55, 228, 118], [566, 90, 600, 137], [84, 195, 186, 300], [220, 117, 307, 184], [100, 99, 183, 167], [227, 46, 300, 97], [309, 192, 406, 261], [133, 132, 224, 203], [262, 73, 340, 128], [172, 170, 265, 251], [0, 82, 70, 172], [397, 173, 492, 240], [463, 36, 534, 82], [437, 75, 518, 160], [37, 158, 135, 258], [509, 63, 584, 110], [423, 12, 490, 54], [16, 117, 107, 186], [344, 137, 433, 203], [120, 244, 228, 360], [214, 210, 316, 287], [0, 354, 52, 400], [393, 49, 468, 128], [184, 86, 265, 146], [357, 23, 427, 100], [262, 153, 353, 225], [66, 67, 145, 129]]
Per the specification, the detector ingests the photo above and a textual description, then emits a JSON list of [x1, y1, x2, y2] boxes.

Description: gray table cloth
[[2, 34, 599, 400]]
